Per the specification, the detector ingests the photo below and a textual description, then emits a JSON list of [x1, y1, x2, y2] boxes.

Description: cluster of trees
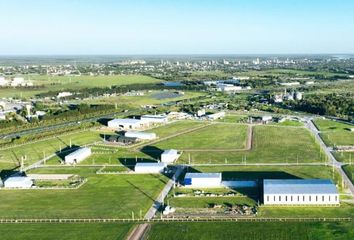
[[287, 93, 353, 119]]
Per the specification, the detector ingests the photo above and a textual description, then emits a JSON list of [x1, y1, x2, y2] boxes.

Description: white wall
[[264, 194, 339, 205], [134, 166, 165, 173], [186, 178, 221, 188]]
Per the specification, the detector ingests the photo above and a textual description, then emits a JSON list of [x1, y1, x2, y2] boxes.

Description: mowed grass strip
[[178, 125, 322, 164], [0, 223, 134, 240], [153, 123, 248, 150], [146, 221, 354, 240], [0, 167, 168, 219], [0, 131, 102, 169]]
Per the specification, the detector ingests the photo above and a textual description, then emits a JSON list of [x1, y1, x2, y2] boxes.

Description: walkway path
[[144, 166, 185, 220], [126, 223, 150, 240]]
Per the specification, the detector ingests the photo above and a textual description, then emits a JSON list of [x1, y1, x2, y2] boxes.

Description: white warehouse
[[125, 131, 156, 140], [134, 162, 167, 173], [263, 179, 339, 205], [207, 111, 225, 120], [107, 118, 146, 130], [161, 149, 180, 163], [184, 172, 222, 188], [65, 147, 92, 164], [4, 176, 34, 189], [141, 114, 168, 124]]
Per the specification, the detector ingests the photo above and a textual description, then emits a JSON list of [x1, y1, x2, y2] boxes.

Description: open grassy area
[[343, 165, 354, 184], [0, 130, 102, 170], [314, 119, 354, 146], [0, 74, 162, 98], [0, 223, 133, 240], [178, 125, 322, 164], [153, 123, 248, 150], [146, 221, 354, 240], [334, 152, 353, 163], [0, 167, 168, 219]]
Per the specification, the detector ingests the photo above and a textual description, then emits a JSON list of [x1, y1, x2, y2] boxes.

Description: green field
[[146, 221, 354, 240], [153, 123, 248, 150], [0, 130, 102, 169], [343, 165, 354, 184], [0, 167, 168, 219], [334, 152, 353, 163], [314, 119, 354, 146], [178, 125, 322, 164], [0, 74, 162, 98], [0, 223, 133, 240]]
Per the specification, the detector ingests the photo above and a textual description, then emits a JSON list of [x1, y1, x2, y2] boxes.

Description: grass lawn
[[0, 130, 102, 170], [215, 114, 248, 123], [334, 152, 353, 163], [314, 119, 353, 146], [146, 121, 208, 139], [0, 167, 168, 219], [0, 223, 133, 240], [153, 123, 248, 150], [0, 75, 162, 98], [343, 165, 354, 184], [178, 125, 323, 164], [168, 196, 256, 209], [146, 221, 354, 240], [276, 120, 304, 127]]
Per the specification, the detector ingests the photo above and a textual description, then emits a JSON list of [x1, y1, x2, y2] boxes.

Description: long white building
[[125, 131, 156, 140], [134, 162, 166, 173], [184, 173, 222, 188], [4, 176, 34, 188], [107, 119, 146, 130], [161, 149, 180, 163], [263, 179, 339, 205], [141, 114, 168, 124], [64, 147, 92, 164]]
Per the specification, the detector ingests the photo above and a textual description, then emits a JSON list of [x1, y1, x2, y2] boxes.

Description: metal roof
[[109, 118, 142, 124], [141, 115, 167, 119], [135, 162, 166, 167], [5, 176, 32, 183], [185, 172, 221, 179], [66, 147, 91, 158], [162, 149, 178, 155], [264, 179, 338, 195]]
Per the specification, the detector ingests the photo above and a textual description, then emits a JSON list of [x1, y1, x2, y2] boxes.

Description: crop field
[[0, 223, 134, 240], [0, 74, 162, 98], [146, 221, 354, 240], [0, 167, 168, 219], [177, 125, 322, 164], [0, 130, 102, 170], [153, 123, 248, 150]]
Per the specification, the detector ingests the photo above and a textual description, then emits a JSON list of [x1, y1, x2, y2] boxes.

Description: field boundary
[[0, 217, 352, 224]]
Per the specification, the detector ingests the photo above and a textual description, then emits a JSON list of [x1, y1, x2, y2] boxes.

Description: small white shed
[[134, 162, 167, 173], [161, 149, 180, 163], [125, 131, 156, 140], [184, 172, 222, 188], [65, 147, 92, 164], [4, 176, 34, 188]]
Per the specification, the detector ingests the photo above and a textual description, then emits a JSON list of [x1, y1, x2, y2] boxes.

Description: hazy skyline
[[1, 0, 354, 55]]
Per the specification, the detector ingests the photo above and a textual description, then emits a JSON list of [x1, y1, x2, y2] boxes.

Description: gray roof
[[264, 179, 338, 195], [185, 172, 221, 179], [135, 162, 166, 167]]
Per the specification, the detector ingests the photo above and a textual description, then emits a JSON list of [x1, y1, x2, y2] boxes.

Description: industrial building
[[184, 172, 222, 188], [206, 111, 225, 120], [263, 179, 339, 205], [161, 149, 180, 163], [4, 176, 34, 189], [141, 114, 168, 124], [125, 131, 156, 140], [134, 162, 167, 173], [106, 135, 137, 145], [107, 118, 146, 130], [64, 147, 92, 164], [262, 115, 273, 123]]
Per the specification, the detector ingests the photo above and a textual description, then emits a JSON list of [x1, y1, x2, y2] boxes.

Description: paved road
[[126, 223, 150, 240], [144, 166, 185, 220], [305, 119, 354, 196]]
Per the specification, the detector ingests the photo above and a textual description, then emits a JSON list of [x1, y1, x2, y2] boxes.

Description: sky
[[0, 0, 354, 55]]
